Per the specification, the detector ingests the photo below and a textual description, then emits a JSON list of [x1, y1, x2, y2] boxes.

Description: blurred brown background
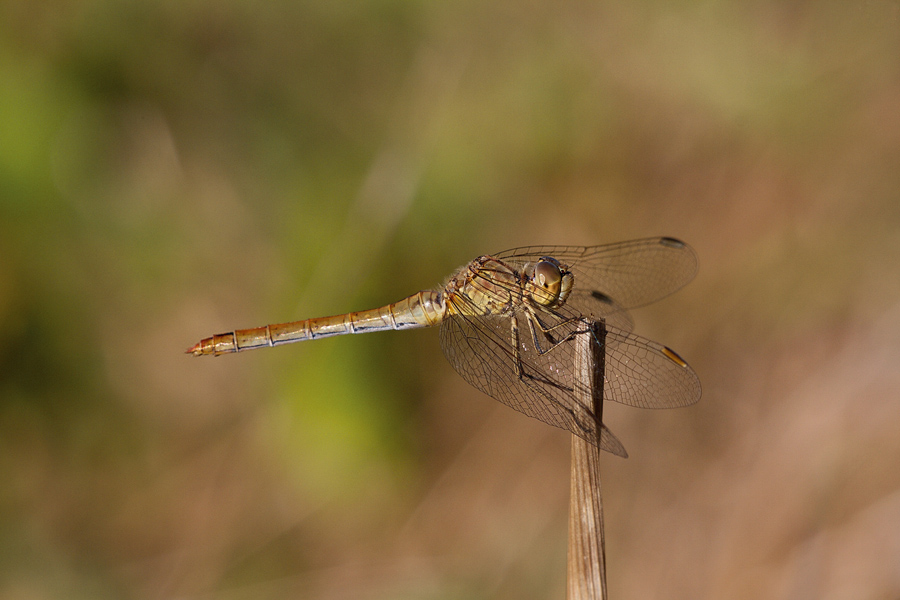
[[2, 1, 899, 598]]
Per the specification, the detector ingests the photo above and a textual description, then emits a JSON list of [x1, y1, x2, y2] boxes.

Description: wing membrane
[[437, 237, 700, 456], [440, 310, 629, 456], [440, 300, 700, 455], [495, 237, 697, 310]]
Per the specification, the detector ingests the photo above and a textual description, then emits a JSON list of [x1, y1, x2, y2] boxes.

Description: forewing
[[495, 237, 698, 310], [564, 289, 634, 333], [439, 309, 628, 457]]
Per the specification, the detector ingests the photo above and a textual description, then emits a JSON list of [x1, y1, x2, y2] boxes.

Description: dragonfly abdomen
[[187, 290, 444, 356]]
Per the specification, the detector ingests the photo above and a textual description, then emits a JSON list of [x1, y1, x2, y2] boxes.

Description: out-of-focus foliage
[[1, 1, 899, 598]]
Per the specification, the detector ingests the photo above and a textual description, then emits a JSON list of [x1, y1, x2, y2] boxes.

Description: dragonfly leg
[[525, 310, 593, 357], [509, 313, 576, 382], [532, 307, 597, 337], [510, 313, 524, 379], [510, 312, 599, 437], [512, 314, 570, 390]]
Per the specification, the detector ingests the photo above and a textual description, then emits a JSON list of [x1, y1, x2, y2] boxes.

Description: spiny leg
[[525, 309, 594, 357], [510, 313, 524, 379], [510, 312, 594, 433]]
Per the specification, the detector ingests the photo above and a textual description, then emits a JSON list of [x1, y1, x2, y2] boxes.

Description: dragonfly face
[[524, 257, 574, 308]]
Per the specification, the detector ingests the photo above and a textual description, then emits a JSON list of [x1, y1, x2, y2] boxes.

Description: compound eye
[[534, 260, 561, 290], [530, 258, 563, 305]]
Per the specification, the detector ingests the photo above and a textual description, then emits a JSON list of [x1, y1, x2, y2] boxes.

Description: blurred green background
[[2, 1, 900, 598]]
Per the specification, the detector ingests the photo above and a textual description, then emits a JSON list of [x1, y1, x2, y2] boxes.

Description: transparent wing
[[564, 289, 634, 334], [439, 310, 629, 457], [439, 301, 701, 456], [494, 237, 698, 310]]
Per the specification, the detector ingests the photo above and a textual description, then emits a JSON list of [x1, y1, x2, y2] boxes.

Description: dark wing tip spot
[[589, 290, 615, 305], [659, 237, 685, 248]]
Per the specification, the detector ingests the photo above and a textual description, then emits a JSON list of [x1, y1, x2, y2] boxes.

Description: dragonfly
[[188, 237, 701, 457]]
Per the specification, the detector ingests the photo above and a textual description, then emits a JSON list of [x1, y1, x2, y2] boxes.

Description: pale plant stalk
[[567, 319, 607, 600]]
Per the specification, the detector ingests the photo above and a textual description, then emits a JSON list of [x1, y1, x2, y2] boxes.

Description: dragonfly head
[[527, 257, 574, 308]]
